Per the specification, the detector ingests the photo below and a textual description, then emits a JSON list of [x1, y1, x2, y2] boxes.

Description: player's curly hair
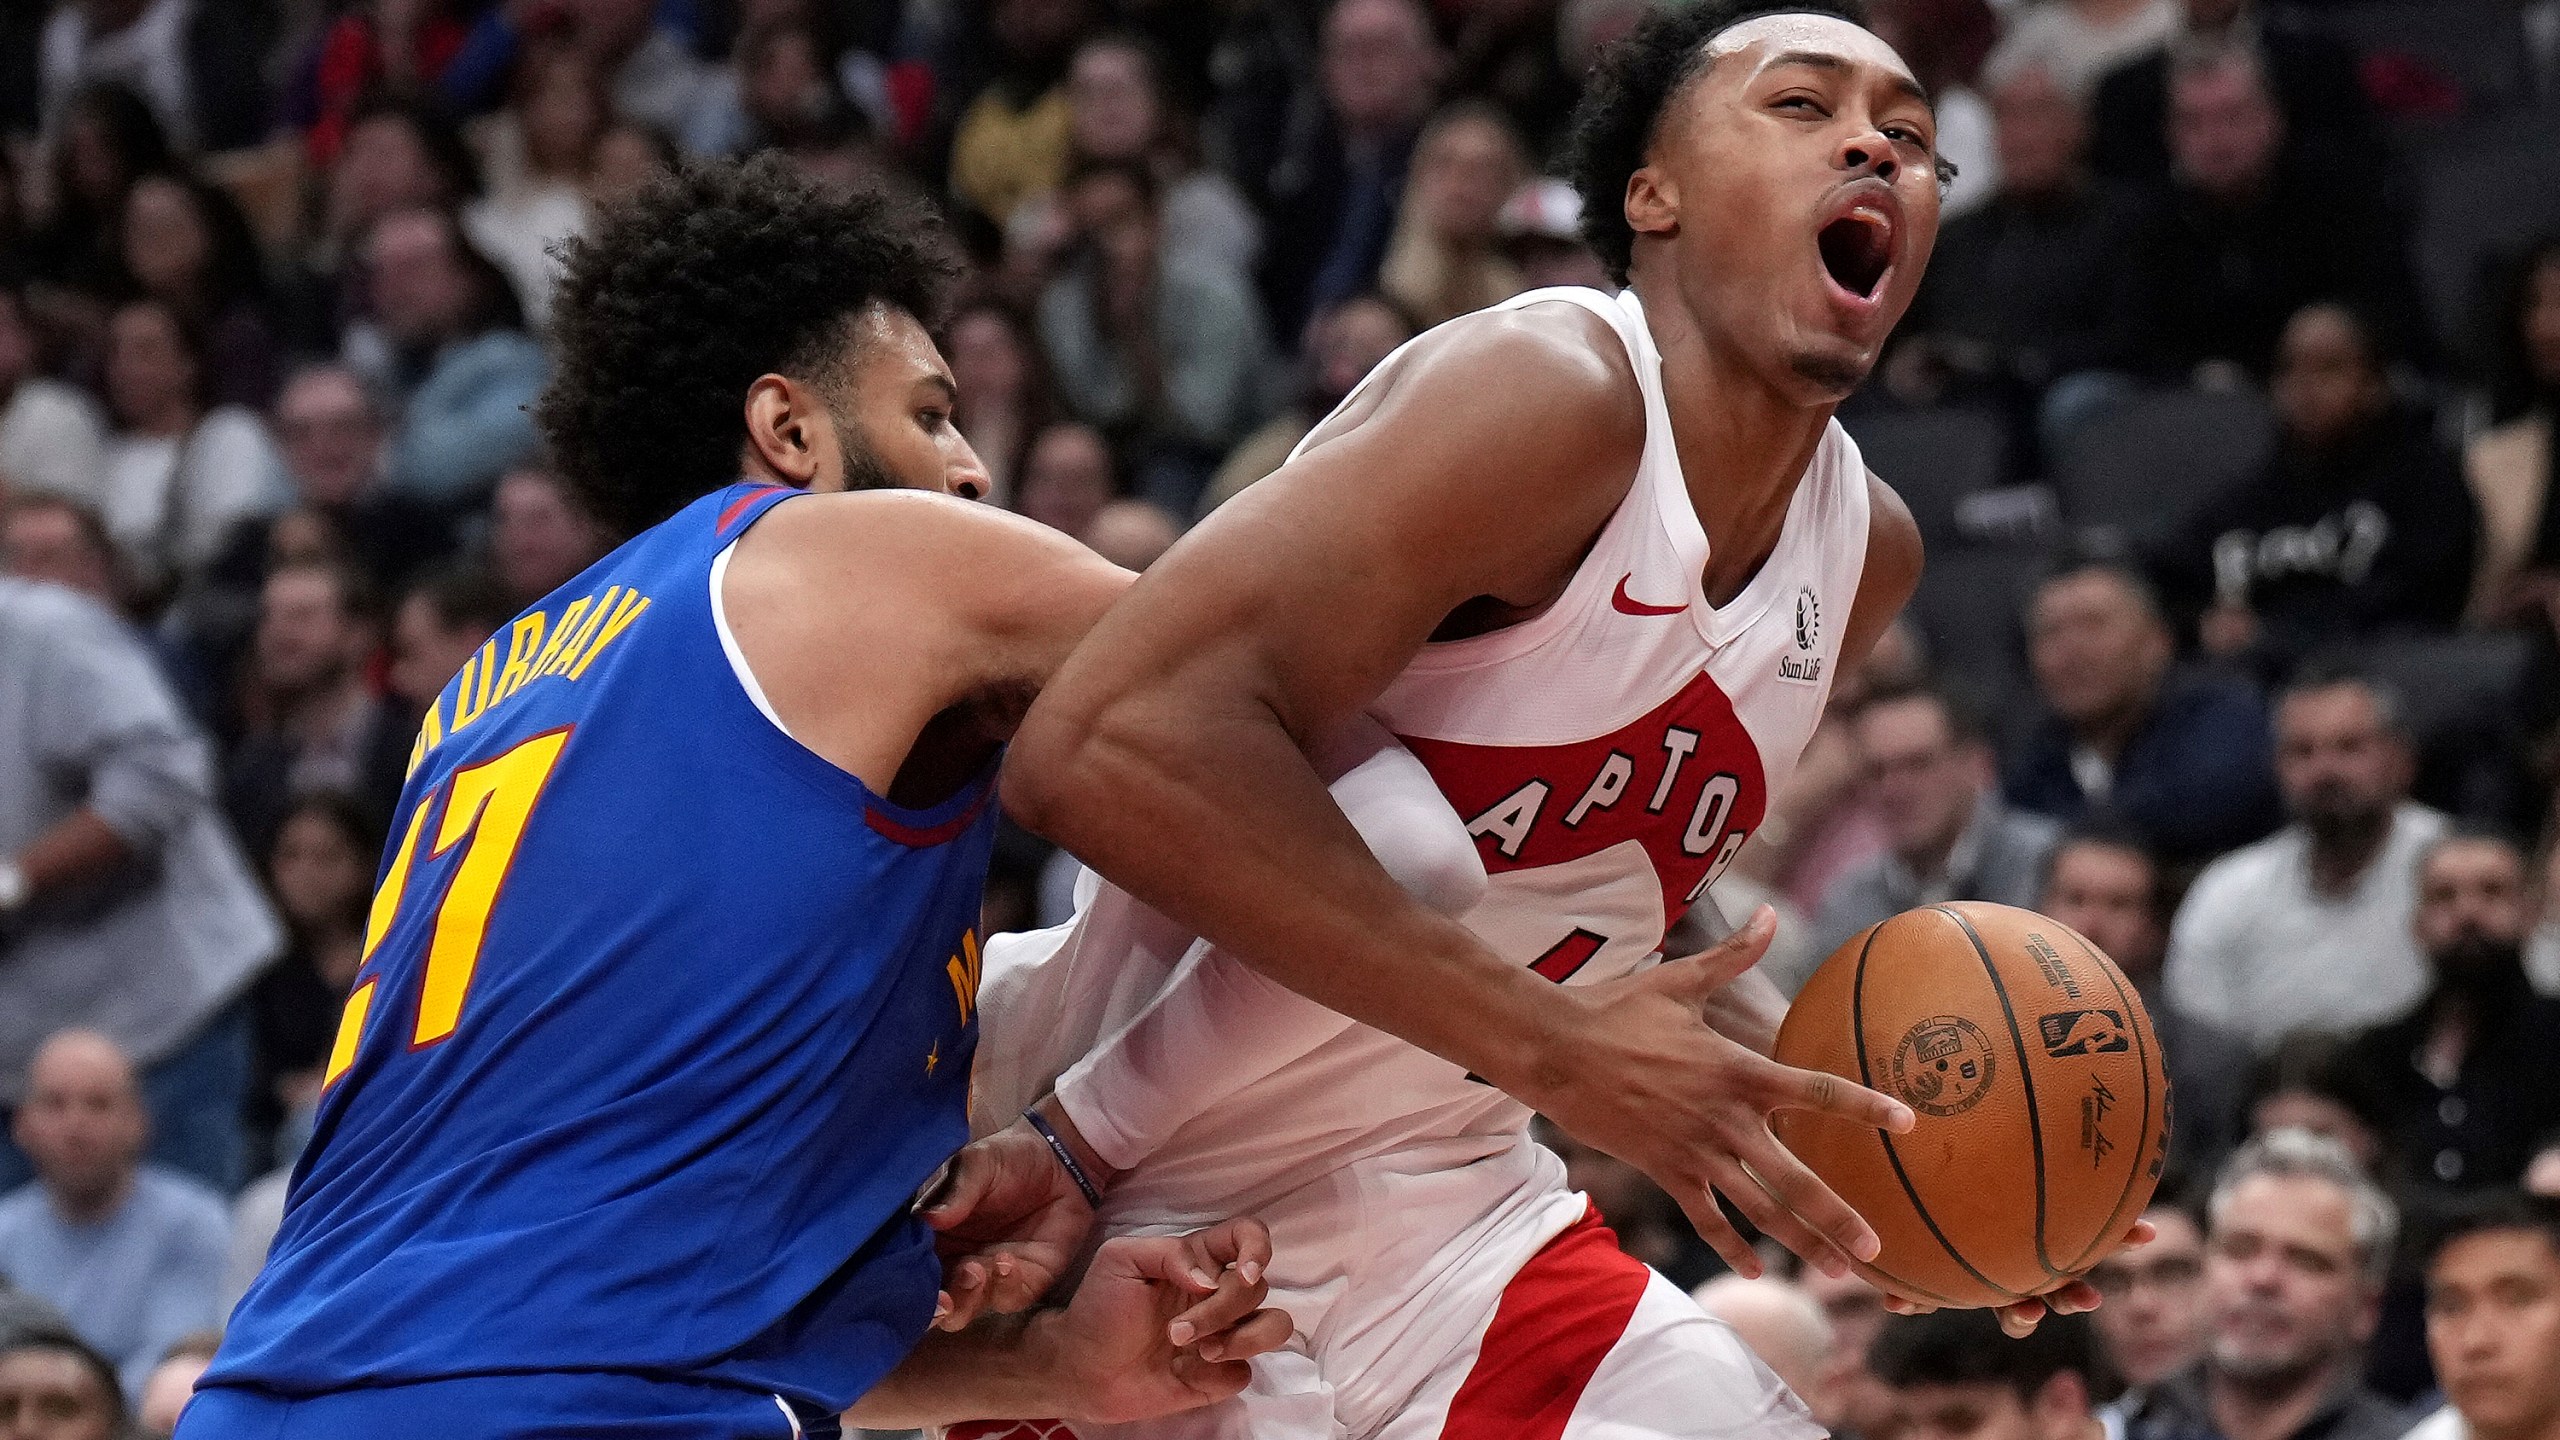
[[537, 155, 956, 537], [1564, 1, 1867, 285]]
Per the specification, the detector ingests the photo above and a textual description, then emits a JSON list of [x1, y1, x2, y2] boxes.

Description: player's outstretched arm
[[1004, 305, 1915, 1279], [844, 1220, 1289, 1430]]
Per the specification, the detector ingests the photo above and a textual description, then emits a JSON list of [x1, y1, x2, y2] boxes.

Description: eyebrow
[[1765, 50, 1934, 111], [920, 373, 958, 404]]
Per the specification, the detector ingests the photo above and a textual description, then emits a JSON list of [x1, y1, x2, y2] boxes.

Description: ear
[[740, 373, 832, 488], [1624, 164, 1678, 246]]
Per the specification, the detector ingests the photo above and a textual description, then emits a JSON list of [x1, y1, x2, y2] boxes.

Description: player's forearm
[[1005, 699, 1579, 1108], [846, 1311, 1076, 1428]]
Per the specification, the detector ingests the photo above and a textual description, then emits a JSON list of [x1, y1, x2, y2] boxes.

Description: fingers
[[2041, 1278, 2102, 1317], [1192, 1306, 1294, 1365], [1761, 1054, 1915, 1135], [1163, 1223, 1274, 1346], [1733, 1139, 1880, 1275], [1165, 1351, 1256, 1408], [1996, 1297, 2050, 1338], [1183, 1216, 1272, 1289], [919, 1144, 1004, 1233], [2124, 1218, 2158, 1248], [1655, 906, 1778, 1001], [938, 1259, 991, 1332], [1670, 1185, 1765, 1280], [981, 1247, 1066, 1316]]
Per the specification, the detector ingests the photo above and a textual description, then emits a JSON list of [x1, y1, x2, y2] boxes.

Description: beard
[[2432, 934, 2528, 1006], [837, 433, 903, 493], [2292, 781, 2390, 850]]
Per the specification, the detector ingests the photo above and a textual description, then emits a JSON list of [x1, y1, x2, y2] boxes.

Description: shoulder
[[136, 1167, 230, 1226], [2396, 803, 2452, 848], [1853, 471, 1923, 603], [736, 490, 1121, 638], [0, 1182, 41, 1231], [2184, 833, 2291, 903], [1375, 297, 1641, 436], [0, 576, 122, 647]]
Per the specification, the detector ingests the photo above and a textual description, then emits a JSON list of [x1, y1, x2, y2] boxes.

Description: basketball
[[1771, 902, 2172, 1310]]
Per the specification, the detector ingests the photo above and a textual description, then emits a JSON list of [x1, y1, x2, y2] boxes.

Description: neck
[[2306, 812, 2393, 894], [48, 1171, 134, 1227], [1902, 798, 1980, 882], [2208, 1357, 2345, 1440], [2072, 697, 2150, 762], [2474, 1411, 2560, 1440], [1635, 282, 1836, 605]]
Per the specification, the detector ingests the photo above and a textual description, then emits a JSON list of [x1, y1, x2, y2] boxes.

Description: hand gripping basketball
[[1529, 906, 1916, 1281]]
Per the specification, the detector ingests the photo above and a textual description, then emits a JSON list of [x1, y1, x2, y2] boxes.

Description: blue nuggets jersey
[[202, 483, 997, 1413]]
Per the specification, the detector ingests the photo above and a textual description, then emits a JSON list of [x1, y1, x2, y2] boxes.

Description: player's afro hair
[[1563, 0, 1868, 285], [537, 155, 956, 537]]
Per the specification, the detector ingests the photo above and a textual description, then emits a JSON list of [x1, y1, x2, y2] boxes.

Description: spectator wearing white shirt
[[0, 283, 108, 505], [2166, 668, 2446, 1052], [95, 297, 286, 592]]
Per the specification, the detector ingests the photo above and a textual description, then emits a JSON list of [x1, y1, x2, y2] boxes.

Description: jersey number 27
[[322, 727, 572, 1090]]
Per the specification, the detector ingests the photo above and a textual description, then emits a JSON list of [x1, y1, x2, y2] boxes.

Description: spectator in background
[[2087, 0, 2373, 188], [2466, 240, 2560, 631], [246, 794, 377, 1174], [1258, 0, 1443, 338], [0, 1030, 229, 1398], [264, 363, 451, 590], [0, 282, 108, 504], [96, 298, 286, 595], [293, 0, 472, 168], [388, 564, 509, 718], [2130, 50, 2416, 383], [0, 1329, 126, 1440], [1981, 0, 2177, 103], [2164, 303, 2475, 673], [1377, 102, 1530, 329], [117, 171, 282, 410], [2041, 826, 2253, 1172], [0, 494, 123, 608], [2167, 669, 2448, 1051], [2126, 1129, 2412, 1440], [945, 299, 1057, 506], [561, 0, 715, 143], [1497, 177, 1612, 293], [1691, 1276, 1837, 1428], [1013, 419, 1118, 541], [0, 1278, 75, 1349], [136, 1330, 219, 1437], [2092, 1203, 2212, 1410], [1057, 31, 1260, 273], [2247, 1036, 2390, 1176], [321, 95, 480, 276], [1735, 618, 1927, 919], [0, 573, 275, 1193], [222, 560, 407, 858], [347, 207, 549, 511], [464, 50, 604, 329], [2409, 1196, 2560, 1440], [948, 0, 1091, 225], [2346, 832, 2560, 1197], [1806, 683, 2063, 972], [588, 118, 676, 202], [1080, 498, 1180, 572], [1201, 291, 1414, 516], [2006, 558, 2279, 863], [1882, 54, 2147, 464], [1870, 1307, 2112, 1440], [1866, 0, 2003, 217], [1802, 1265, 1897, 1440], [1037, 157, 1273, 511], [681, 20, 850, 160], [487, 464, 608, 607], [28, 83, 172, 301]]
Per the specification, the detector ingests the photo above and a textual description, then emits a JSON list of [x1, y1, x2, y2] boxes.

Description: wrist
[[1018, 1306, 1086, 1414], [1031, 1093, 1120, 1191], [1469, 959, 1592, 1112]]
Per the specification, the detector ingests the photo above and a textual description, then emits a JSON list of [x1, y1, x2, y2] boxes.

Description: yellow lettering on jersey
[[542, 586, 621, 679], [945, 929, 982, 1025], [493, 611, 548, 702], [364, 798, 433, 962], [451, 639, 500, 731], [411, 697, 444, 774], [322, 978, 376, 1091], [567, 589, 651, 680], [532, 595, 592, 675]]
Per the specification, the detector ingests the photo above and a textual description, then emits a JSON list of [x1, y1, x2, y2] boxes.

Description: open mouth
[[1818, 210, 1894, 300]]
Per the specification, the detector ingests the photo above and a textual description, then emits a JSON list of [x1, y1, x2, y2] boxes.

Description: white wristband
[[0, 861, 26, 914]]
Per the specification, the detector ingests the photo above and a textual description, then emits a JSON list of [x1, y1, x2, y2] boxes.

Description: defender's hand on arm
[[921, 1098, 1112, 1328]]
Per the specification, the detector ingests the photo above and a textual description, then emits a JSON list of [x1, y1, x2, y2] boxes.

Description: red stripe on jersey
[[715, 484, 790, 536], [946, 1424, 1079, 1440], [1437, 1206, 1650, 1440], [864, 785, 992, 848]]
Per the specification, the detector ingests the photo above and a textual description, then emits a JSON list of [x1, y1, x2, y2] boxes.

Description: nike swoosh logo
[[1611, 574, 1688, 616]]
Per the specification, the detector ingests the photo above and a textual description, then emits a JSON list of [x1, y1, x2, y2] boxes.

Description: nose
[[948, 430, 993, 502], [1838, 126, 1898, 182]]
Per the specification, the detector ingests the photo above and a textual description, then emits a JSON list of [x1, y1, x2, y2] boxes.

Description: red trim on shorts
[[1437, 1205, 1651, 1440]]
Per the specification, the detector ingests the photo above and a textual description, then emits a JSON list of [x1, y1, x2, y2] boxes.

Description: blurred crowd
[[0, 0, 2557, 1435]]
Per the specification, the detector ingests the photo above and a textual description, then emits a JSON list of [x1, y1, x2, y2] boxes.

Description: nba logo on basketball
[[2039, 1010, 2132, 1058]]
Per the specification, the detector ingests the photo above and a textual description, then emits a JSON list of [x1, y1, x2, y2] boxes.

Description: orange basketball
[[1770, 901, 2171, 1310]]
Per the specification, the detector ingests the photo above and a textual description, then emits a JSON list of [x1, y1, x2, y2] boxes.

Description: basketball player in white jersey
[[918, 4, 2143, 1437]]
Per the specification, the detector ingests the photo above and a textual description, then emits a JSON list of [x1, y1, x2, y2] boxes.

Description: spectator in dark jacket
[[2128, 47, 2417, 382], [2159, 302, 2477, 674], [2087, 0, 2374, 188], [2006, 557, 2280, 863]]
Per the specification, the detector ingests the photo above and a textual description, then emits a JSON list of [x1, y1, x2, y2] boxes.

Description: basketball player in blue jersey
[[179, 157, 1287, 1440]]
